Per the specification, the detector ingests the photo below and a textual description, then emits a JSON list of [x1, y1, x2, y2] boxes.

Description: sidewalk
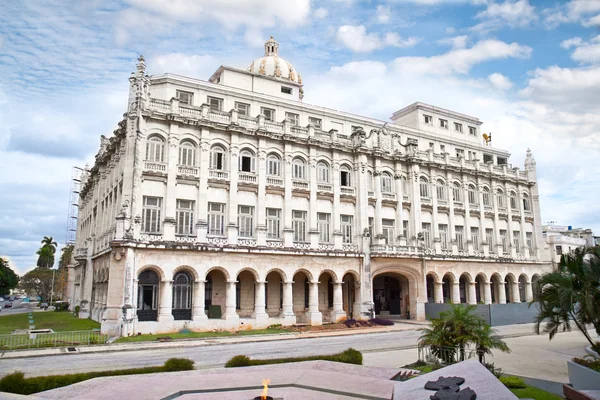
[[0, 321, 539, 360]]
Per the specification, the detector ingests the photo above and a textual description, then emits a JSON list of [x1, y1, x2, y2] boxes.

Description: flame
[[261, 378, 270, 400]]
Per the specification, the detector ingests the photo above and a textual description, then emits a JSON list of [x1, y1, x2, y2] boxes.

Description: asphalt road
[[0, 299, 29, 315]]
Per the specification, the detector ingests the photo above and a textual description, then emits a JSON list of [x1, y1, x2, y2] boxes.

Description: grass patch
[[115, 327, 290, 343], [0, 358, 194, 395], [225, 348, 362, 367], [0, 312, 99, 335], [509, 384, 562, 400]]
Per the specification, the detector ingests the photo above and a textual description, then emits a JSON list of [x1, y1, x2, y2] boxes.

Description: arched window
[[523, 194, 531, 211], [178, 140, 196, 166], [172, 271, 192, 320], [381, 172, 393, 193], [137, 270, 159, 321], [420, 177, 430, 198], [317, 161, 330, 182], [210, 145, 226, 170], [483, 187, 491, 206], [239, 149, 256, 173], [266, 154, 281, 176], [292, 157, 306, 179], [436, 179, 446, 200], [146, 135, 165, 162], [468, 184, 478, 205], [510, 191, 518, 209], [340, 165, 352, 187], [452, 182, 462, 202], [496, 189, 506, 208], [205, 276, 213, 307]]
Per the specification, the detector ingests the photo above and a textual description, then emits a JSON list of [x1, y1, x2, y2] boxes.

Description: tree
[[419, 304, 510, 364], [36, 246, 54, 268], [41, 236, 58, 254], [533, 246, 600, 353], [56, 244, 74, 300], [0, 258, 19, 294], [20, 268, 54, 302]]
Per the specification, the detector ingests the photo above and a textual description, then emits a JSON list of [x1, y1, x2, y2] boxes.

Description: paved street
[[0, 323, 592, 383], [0, 298, 30, 315]]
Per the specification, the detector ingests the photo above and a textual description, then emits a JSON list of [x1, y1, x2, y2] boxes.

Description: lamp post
[[49, 268, 56, 309]]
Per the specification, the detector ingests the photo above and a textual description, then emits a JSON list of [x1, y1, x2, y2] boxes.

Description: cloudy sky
[[1, 0, 599, 275]]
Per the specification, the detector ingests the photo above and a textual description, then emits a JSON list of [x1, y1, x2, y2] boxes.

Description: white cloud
[[488, 72, 512, 89], [543, 0, 600, 28], [560, 35, 600, 64], [473, 0, 537, 32], [147, 53, 219, 79], [438, 35, 469, 49], [394, 39, 532, 75], [582, 13, 600, 27], [314, 8, 328, 19], [336, 25, 420, 52], [376, 5, 391, 23], [560, 37, 583, 49]]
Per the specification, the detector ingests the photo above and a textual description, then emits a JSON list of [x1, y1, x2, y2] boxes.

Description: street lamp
[[49, 268, 56, 309]]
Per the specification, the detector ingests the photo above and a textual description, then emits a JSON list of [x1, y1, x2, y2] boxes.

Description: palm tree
[[419, 304, 510, 364], [41, 236, 58, 255], [533, 246, 600, 353], [36, 246, 55, 268]]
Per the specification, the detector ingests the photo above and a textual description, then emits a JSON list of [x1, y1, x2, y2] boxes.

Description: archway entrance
[[137, 270, 159, 322], [426, 274, 435, 303], [205, 269, 227, 319], [373, 273, 409, 317]]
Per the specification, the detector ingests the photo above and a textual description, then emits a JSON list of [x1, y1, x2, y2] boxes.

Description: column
[[332, 282, 345, 322], [430, 169, 440, 253], [507, 188, 516, 258], [468, 282, 477, 305], [308, 153, 319, 248], [524, 281, 533, 302], [283, 147, 294, 247], [463, 182, 473, 255], [332, 162, 343, 250], [447, 175, 457, 255], [434, 282, 443, 304], [132, 279, 139, 320], [253, 281, 269, 327], [512, 281, 521, 303], [197, 133, 210, 243], [163, 123, 179, 241], [394, 171, 405, 244], [409, 165, 421, 244], [281, 281, 295, 325], [452, 282, 460, 304], [224, 280, 239, 322], [373, 170, 383, 238], [256, 143, 267, 246], [227, 138, 239, 245], [192, 280, 207, 322], [158, 280, 174, 323], [483, 281, 492, 305], [498, 282, 507, 304], [307, 282, 323, 325]]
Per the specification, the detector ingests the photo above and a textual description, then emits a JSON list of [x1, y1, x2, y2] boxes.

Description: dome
[[248, 37, 302, 84]]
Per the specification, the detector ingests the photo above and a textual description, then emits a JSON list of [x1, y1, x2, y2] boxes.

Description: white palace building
[[67, 38, 552, 336]]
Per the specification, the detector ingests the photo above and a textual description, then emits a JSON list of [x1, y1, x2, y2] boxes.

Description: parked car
[[4, 302, 12, 308], [0, 297, 4, 302], [40, 302, 49, 310]]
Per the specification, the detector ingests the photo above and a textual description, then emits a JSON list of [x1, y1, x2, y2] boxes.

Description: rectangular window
[[440, 144, 446, 153], [285, 112, 299, 126], [293, 210, 307, 242], [497, 157, 507, 165], [469, 126, 477, 136], [454, 122, 463, 133], [208, 203, 225, 236], [468, 151, 476, 160], [439, 224, 448, 249], [429, 142, 434, 150], [340, 169, 350, 187], [176, 199, 194, 235], [235, 102, 250, 116], [483, 154, 493, 163], [266, 208, 281, 240], [318, 213, 331, 243], [526, 232, 533, 248], [500, 230, 508, 252], [440, 119, 448, 129], [382, 219, 395, 245], [207, 96, 223, 111], [176, 90, 193, 105], [455, 225, 464, 250], [261, 107, 275, 121], [238, 205, 254, 238], [471, 227, 479, 251], [142, 196, 162, 233], [281, 86, 292, 94], [422, 223, 431, 248], [513, 231, 521, 253], [556, 245, 562, 255], [486, 228, 494, 249], [424, 115, 433, 125], [341, 215, 353, 244], [456, 149, 464, 158], [403, 220, 409, 239], [309, 117, 322, 128]]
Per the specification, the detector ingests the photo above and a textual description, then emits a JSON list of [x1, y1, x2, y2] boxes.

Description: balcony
[[370, 244, 420, 256], [368, 191, 375, 198], [340, 187, 355, 195], [208, 109, 230, 124], [177, 165, 199, 177], [317, 183, 333, 192], [382, 192, 396, 201], [266, 176, 284, 186], [420, 196, 431, 204], [292, 179, 309, 189], [454, 201, 464, 209], [484, 205, 493, 211], [144, 161, 167, 173], [511, 209, 521, 216], [238, 172, 257, 184], [209, 169, 229, 180], [75, 247, 87, 259], [238, 114, 258, 130], [498, 207, 508, 214], [264, 119, 283, 134]]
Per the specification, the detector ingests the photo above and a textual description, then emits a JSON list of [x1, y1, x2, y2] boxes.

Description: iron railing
[[418, 344, 487, 365], [0, 330, 109, 351]]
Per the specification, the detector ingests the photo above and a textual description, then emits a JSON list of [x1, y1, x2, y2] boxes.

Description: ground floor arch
[[373, 272, 410, 318]]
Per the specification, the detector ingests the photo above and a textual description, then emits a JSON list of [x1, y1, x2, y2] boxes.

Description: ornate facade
[[67, 38, 552, 336]]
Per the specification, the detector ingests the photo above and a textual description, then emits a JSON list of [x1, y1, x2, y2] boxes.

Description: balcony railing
[[421, 197, 432, 204], [209, 109, 230, 124], [317, 183, 333, 192], [238, 172, 257, 183], [370, 244, 420, 255], [144, 161, 167, 173], [266, 176, 284, 186], [382, 192, 396, 200], [264, 120, 283, 133], [177, 165, 199, 176], [340, 187, 355, 195], [238, 115, 258, 129], [368, 191, 375, 198], [209, 169, 229, 180], [292, 179, 309, 189], [498, 207, 507, 214]]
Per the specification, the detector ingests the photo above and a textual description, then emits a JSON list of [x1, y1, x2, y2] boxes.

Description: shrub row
[[499, 376, 526, 389], [0, 358, 194, 395], [343, 318, 394, 328], [573, 357, 600, 372], [225, 348, 363, 368]]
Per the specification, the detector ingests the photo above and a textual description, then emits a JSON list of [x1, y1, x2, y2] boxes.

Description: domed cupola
[[248, 37, 302, 85]]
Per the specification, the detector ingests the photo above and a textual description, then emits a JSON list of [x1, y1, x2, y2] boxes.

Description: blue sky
[[1, 0, 599, 274]]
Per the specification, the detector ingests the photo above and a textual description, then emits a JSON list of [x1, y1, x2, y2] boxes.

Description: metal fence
[[418, 344, 487, 365], [0, 330, 109, 351]]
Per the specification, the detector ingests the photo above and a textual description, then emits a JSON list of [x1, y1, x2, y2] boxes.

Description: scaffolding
[[65, 166, 84, 246]]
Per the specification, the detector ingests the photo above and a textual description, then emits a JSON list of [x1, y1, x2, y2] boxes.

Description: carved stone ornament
[[362, 228, 371, 238], [425, 376, 476, 400]]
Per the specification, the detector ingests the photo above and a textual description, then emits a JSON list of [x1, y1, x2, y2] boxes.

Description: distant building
[[542, 224, 596, 263], [67, 38, 552, 336]]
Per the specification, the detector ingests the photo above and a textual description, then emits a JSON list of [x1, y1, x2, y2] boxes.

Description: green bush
[[53, 302, 70, 312], [483, 362, 503, 378], [500, 376, 526, 389], [0, 359, 195, 394], [164, 358, 195, 371], [573, 357, 600, 372], [225, 355, 251, 368], [225, 348, 362, 368]]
